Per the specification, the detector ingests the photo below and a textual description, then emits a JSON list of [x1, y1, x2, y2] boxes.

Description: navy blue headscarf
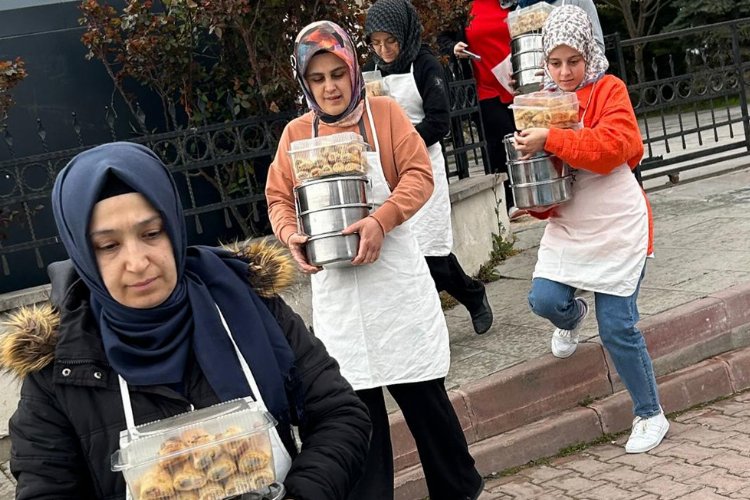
[[51, 142, 297, 422]]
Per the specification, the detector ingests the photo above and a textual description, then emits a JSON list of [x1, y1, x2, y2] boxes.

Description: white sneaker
[[625, 410, 669, 453], [551, 297, 589, 358]]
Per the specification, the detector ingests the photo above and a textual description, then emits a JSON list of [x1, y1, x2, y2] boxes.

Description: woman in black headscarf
[[2, 141, 370, 500], [365, 0, 494, 336]]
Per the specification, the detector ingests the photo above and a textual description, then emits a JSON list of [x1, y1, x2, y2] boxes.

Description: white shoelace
[[631, 416, 647, 434], [555, 329, 573, 338]]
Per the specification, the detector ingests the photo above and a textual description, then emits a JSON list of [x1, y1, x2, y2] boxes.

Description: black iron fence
[[0, 69, 487, 292], [604, 18, 750, 181], [0, 111, 300, 292]]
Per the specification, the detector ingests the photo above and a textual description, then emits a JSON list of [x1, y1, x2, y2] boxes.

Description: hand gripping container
[[507, 2, 555, 39], [510, 91, 580, 130], [289, 132, 369, 183], [112, 397, 284, 500]]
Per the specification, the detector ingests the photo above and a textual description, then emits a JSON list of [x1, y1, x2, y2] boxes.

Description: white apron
[[533, 83, 649, 297], [382, 64, 453, 257], [119, 305, 292, 500], [310, 98, 450, 390]]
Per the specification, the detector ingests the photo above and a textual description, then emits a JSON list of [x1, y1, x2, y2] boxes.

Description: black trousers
[[347, 379, 482, 500], [425, 253, 486, 314], [479, 96, 517, 209]]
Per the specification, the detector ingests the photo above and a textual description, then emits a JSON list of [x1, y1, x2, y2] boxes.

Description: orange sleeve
[[545, 77, 643, 174], [265, 125, 298, 247], [369, 99, 434, 234]]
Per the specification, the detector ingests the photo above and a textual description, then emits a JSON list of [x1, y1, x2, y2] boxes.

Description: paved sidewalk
[[481, 390, 750, 499]]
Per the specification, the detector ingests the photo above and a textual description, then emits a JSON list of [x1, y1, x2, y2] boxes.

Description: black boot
[[470, 294, 493, 334]]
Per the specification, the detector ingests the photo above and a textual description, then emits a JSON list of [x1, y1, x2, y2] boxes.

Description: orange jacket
[[545, 74, 643, 173]]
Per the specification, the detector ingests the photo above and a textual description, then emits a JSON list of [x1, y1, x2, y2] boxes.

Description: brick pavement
[[479, 391, 750, 499]]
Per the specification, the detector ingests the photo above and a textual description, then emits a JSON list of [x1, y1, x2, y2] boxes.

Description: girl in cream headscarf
[[514, 5, 669, 454]]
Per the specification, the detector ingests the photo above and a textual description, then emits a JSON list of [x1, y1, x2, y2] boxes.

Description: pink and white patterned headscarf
[[542, 5, 608, 90], [292, 21, 366, 126]]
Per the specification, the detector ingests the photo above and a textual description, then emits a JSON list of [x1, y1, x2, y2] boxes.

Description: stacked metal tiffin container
[[294, 176, 371, 268], [503, 133, 572, 210], [289, 132, 372, 268], [506, 1, 555, 95]]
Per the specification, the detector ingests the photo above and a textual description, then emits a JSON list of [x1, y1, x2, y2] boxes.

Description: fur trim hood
[[0, 238, 296, 379]]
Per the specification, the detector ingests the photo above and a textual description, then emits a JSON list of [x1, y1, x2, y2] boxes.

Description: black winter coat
[[1, 242, 370, 500]]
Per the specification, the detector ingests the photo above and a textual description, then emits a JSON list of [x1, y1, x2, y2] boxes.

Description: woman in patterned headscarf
[[514, 5, 670, 454], [266, 21, 483, 500]]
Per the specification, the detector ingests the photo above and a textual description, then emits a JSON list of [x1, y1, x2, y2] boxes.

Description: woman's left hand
[[514, 129, 549, 159], [342, 216, 384, 265]]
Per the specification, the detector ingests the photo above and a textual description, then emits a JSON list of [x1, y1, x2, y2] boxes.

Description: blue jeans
[[527, 268, 661, 418]]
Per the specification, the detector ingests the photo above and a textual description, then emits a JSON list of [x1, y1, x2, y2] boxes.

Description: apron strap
[[312, 114, 368, 139], [214, 304, 264, 410], [118, 375, 138, 435]]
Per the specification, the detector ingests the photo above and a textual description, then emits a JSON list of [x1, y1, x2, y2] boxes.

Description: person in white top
[[513, 6, 669, 454]]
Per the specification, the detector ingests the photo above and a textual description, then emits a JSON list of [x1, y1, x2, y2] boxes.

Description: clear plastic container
[[289, 132, 369, 183], [509, 91, 580, 130], [507, 2, 555, 39], [112, 397, 283, 500], [362, 70, 386, 97]]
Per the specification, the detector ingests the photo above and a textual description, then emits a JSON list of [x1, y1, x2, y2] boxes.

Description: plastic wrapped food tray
[[289, 132, 369, 182], [363, 70, 387, 97], [112, 397, 282, 499], [507, 2, 555, 39], [510, 91, 580, 130]]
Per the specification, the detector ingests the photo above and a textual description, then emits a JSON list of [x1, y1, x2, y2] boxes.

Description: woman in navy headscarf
[[3, 141, 370, 500]]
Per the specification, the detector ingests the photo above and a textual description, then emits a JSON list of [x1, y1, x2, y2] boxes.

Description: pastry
[[206, 453, 237, 482], [158, 436, 187, 470], [249, 467, 275, 490], [196, 482, 225, 500], [237, 449, 271, 473], [139, 467, 175, 499], [181, 428, 222, 470], [223, 473, 255, 495], [219, 426, 254, 457], [172, 460, 207, 491]]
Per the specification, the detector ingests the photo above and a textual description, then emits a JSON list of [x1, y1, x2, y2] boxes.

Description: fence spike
[[167, 99, 178, 130], [105, 106, 117, 141], [194, 214, 203, 234], [71, 112, 84, 146], [2, 126, 14, 157], [224, 208, 232, 228], [2, 255, 8, 276], [36, 118, 49, 153], [135, 102, 147, 130]]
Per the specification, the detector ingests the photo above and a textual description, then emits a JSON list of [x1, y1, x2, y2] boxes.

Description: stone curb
[[393, 281, 750, 499]]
